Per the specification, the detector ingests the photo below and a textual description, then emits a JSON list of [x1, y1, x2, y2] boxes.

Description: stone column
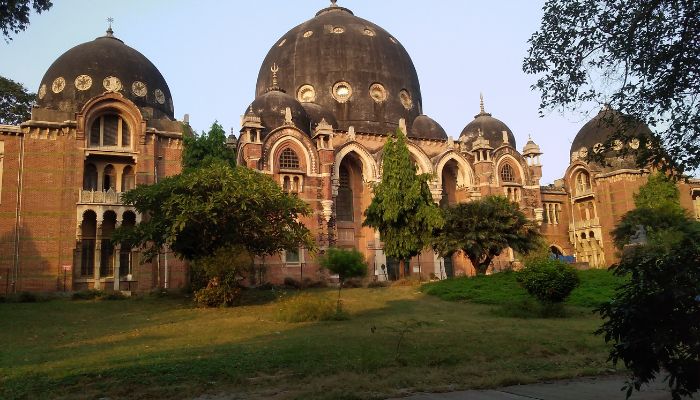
[[93, 218, 103, 290], [113, 219, 122, 291]]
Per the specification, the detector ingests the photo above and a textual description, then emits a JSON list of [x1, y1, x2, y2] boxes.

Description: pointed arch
[[334, 141, 379, 182], [495, 154, 526, 185], [435, 151, 474, 188]]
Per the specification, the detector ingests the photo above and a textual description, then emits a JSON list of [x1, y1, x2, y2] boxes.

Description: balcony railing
[[569, 217, 600, 231], [574, 186, 594, 199], [78, 189, 124, 205]]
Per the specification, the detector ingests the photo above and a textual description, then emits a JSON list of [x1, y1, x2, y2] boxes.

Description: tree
[[182, 121, 236, 170], [597, 173, 700, 399], [523, 0, 700, 172], [363, 128, 443, 279], [432, 196, 541, 275], [114, 159, 315, 263], [318, 247, 367, 312], [0, 0, 53, 41], [0, 75, 33, 124]]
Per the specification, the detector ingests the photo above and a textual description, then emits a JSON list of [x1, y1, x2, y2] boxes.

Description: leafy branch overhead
[[0, 75, 34, 125], [0, 0, 53, 41], [524, 0, 700, 172]]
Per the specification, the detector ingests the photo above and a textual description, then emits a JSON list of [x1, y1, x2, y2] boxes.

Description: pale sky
[[0, 0, 603, 184]]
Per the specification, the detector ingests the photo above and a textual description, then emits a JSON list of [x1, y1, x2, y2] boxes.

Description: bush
[[193, 245, 250, 307], [194, 282, 242, 308], [72, 289, 104, 300], [17, 291, 37, 303], [343, 278, 364, 288], [319, 248, 367, 282], [99, 291, 127, 301], [283, 276, 302, 289], [517, 258, 579, 303], [275, 293, 341, 323], [367, 280, 389, 288]]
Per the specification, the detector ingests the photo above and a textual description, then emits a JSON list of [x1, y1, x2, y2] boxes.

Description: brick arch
[[435, 150, 474, 187], [78, 92, 145, 146], [262, 128, 319, 175], [334, 141, 379, 182], [495, 154, 526, 185]]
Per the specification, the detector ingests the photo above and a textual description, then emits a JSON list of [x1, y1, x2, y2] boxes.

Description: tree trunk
[[399, 259, 405, 279], [470, 256, 491, 275]]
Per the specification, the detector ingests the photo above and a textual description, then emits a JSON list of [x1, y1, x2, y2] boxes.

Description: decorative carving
[[103, 76, 122, 92], [52, 77, 66, 93], [154, 89, 165, 104], [369, 83, 387, 102], [399, 89, 412, 110], [75, 75, 92, 91], [132, 81, 147, 97], [38, 84, 47, 99]]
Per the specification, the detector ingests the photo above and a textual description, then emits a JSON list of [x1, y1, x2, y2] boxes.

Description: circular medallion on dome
[[369, 83, 387, 102], [363, 28, 375, 36], [593, 143, 604, 153], [297, 84, 316, 103], [332, 26, 345, 34], [74, 75, 92, 91], [154, 89, 166, 104], [579, 147, 588, 158], [303, 30, 313, 38], [132, 81, 147, 97], [630, 138, 640, 149], [278, 38, 287, 47], [38, 84, 47, 99], [103, 76, 122, 92], [399, 89, 412, 110], [613, 139, 623, 151], [332, 81, 352, 103], [51, 77, 66, 93]]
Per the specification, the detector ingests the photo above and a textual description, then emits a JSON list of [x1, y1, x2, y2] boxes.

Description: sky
[[0, 0, 603, 184]]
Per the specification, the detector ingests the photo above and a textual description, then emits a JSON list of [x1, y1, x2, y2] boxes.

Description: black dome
[[301, 102, 338, 131], [255, 5, 422, 136], [460, 102, 516, 149], [411, 114, 447, 140], [570, 108, 652, 155], [36, 31, 174, 119], [247, 89, 311, 138]]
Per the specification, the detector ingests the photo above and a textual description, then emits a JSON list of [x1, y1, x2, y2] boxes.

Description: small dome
[[570, 107, 652, 156], [522, 136, 541, 156], [410, 114, 447, 140], [460, 97, 516, 149], [301, 102, 338, 131], [36, 29, 173, 119], [247, 89, 311, 138]]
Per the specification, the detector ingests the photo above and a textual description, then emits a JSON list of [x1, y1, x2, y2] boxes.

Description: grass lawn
[[0, 285, 617, 400], [421, 269, 626, 308]]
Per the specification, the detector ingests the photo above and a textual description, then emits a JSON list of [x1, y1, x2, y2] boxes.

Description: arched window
[[80, 210, 97, 277], [83, 163, 98, 190], [279, 148, 300, 170], [576, 171, 591, 194], [500, 163, 515, 182], [336, 165, 354, 222], [121, 165, 135, 191], [89, 114, 130, 148], [103, 165, 116, 191]]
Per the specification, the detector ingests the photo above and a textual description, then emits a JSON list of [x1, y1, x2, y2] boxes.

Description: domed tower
[[254, 1, 423, 135], [1, 25, 186, 293], [460, 94, 516, 150]]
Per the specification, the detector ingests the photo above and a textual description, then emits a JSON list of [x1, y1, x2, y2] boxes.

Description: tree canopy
[[363, 128, 443, 277], [182, 121, 236, 170], [0, 75, 33, 125], [432, 196, 541, 275], [524, 0, 700, 172], [114, 160, 315, 262], [0, 0, 52, 41]]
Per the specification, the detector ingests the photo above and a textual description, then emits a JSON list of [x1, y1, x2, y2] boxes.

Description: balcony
[[573, 185, 594, 200], [569, 217, 600, 231], [78, 189, 124, 205]]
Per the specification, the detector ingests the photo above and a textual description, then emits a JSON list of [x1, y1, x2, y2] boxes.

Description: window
[[285, 248, 300, 264], [500, 163, 515, 182], [89, 114, 131, 148], [576, 171, 592, 195], [83, 163, 98, 190], [279, 148, 300, 170], [121, 165, 135, 191], [103, 165, 116, 191], [336, 165, 354, 221]]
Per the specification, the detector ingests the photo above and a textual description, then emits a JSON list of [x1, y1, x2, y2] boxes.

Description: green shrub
[[275, 293, 340, 323], [99, 291, 127, 301], [319, 248, 367, 312], [193, 245, 251, 307], [17, 291, 37, 303], [194, 282, 242, 308], [343, 277, 364, 288], [72, 289, 104, 300], [517, 258, 580, 303], [367, 280, 389, 288], [283, 276, 302, 289]]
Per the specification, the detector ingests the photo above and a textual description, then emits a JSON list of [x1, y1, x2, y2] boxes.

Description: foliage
[[192, 245, 252, 307], [363, 128, 443, 277], [422, 269, 623, 308], [633, 172, 681, 210], [319, 247, 367, 312], [114, 159, 315, 262], [0, 0, 52, 41], [524, 0, 700, 172], [372, 319, 432, 365], [597, 211, 700, 399], [517, 258, 580, 304], [0, 75, 34, 125], [71, 289, 104, 300], [182, 121, 236, 170], [275, 293, 341, 323], [493, 297, 569, 319], [432, 196, 541, 275]]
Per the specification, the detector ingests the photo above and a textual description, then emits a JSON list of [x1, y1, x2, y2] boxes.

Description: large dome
[[255, 4, 422, 136], [460, 98, 516, 149], [570, 108, 652, 156], [36, 29, 174, 119]]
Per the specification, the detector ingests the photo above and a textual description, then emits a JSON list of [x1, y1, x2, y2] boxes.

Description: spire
[[106, 17, 114, 37], [266, 63, 283, 92], [480, 92, 485, 114], [330, 0, 338, 6]]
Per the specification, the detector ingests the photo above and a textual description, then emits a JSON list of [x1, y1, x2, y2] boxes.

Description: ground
[[0, 275, 619, 400]]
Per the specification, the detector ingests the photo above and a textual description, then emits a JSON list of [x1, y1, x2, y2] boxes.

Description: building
[[1, 2, 699, 292]]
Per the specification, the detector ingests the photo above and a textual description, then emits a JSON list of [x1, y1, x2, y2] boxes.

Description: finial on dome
[[479, 93, 485, 114], [266, 63, 283, 92], [106, 17, 114, 37], [330, 0, 338, 7]]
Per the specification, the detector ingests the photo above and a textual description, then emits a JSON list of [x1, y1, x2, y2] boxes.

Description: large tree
[[182, 121, 236, 170], [598, 175, 699, 399], [0, 75, 33, 124], [0, 0, 52, 41], [363, 128, 443, 278], [524, 0, 700, 172], [432, 196, 541, 275], [114, 160, 315, 263]]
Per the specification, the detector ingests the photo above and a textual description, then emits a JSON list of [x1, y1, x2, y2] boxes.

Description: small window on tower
[[500, 164, 515, 182], [279, 148, 300, 170]]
